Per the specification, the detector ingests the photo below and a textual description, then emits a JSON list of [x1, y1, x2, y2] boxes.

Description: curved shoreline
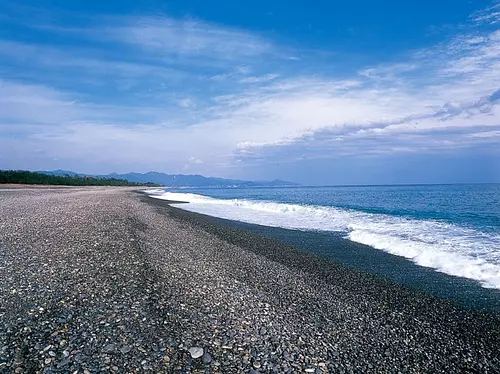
[[144, 193, 500, 312], [143, 194, 500, 370]]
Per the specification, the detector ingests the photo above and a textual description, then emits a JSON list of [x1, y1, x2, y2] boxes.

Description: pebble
[[202, 352, 212, 364], [188, 347, 204, 359], [119, 345, 132, 354], [57, 357, 71, 368], [103, 343, 116, 353]]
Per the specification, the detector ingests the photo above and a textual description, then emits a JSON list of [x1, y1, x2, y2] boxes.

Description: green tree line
[[0, 170, 160, 187]]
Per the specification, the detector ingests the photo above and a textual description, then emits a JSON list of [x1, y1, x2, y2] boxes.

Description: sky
[[0, 0, 499, 185]]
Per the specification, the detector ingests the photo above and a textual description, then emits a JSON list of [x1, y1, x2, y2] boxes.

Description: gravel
[[0, 187, 499, 373]]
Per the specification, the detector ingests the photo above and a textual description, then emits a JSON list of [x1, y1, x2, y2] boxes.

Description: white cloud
[[0, 40, 183, 79], [0, 80, 79, 125], [472, 2, 500, 25], [239, 74, 279, 83], [178, 98, 196, 108], [109, 16, 272, 60], [188, 156, 204, 164]]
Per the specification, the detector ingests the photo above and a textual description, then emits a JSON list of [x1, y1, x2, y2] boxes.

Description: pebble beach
[[0, 187, 499, 373]]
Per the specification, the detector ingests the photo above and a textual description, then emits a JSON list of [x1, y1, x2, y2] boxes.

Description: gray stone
[[119, 345, 132, 354], [202, 352, 212, 364], [103, 343, 116, 353]]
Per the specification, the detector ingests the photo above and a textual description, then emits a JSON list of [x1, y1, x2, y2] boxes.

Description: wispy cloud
[[472, 1, 500, 25], [115, 16, 272, 59], [239, 74, 279, 83]]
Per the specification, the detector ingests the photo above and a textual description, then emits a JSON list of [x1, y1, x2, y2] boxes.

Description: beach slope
[[0, 187, 498, 373]]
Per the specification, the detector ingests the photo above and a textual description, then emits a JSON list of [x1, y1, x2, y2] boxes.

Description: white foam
[[142, 188, 165, 195], [150, 191, 500, 289]]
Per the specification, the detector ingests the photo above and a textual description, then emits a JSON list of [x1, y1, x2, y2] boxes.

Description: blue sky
[[1, 0, 499, 184]]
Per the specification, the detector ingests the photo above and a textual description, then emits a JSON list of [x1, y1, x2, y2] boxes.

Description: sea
[[146, 184, 500, 311]]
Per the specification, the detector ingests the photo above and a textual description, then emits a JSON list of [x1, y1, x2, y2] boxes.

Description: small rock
[[188, 347, 203, 359], [119, 345, 132, 354], [202, 352, 212, 364], [57, 357, 71, 368], [103, 344, 116, 353], [74, 353, 86, 363], [251, 348, 258, 357]]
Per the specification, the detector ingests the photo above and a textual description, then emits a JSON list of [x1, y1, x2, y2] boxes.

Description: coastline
[[142, 194, 500, 369], [1, 188, 499, 373], [143, 193, 500, 312]]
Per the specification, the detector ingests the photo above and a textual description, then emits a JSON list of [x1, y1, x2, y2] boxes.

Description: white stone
[[188, 347, 204, 359]]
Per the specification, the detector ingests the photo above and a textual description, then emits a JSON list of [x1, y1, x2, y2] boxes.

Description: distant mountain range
[[39, 170, 298, 188]]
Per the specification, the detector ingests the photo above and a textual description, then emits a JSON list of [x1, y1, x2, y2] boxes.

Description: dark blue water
[[149, 184, 500, 310]]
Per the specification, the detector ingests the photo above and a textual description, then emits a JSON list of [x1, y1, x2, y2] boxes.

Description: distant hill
[[39, 170, 298, 188]]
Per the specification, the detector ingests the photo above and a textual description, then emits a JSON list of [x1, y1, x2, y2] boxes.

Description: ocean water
[[147, 184, 500, 301]]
